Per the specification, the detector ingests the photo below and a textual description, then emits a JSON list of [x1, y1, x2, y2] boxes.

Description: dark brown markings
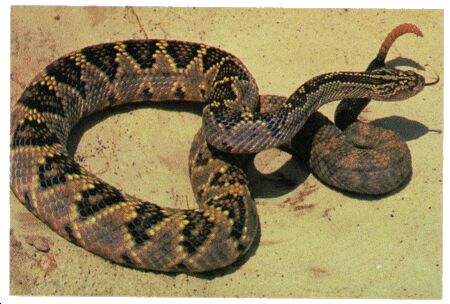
[[38, 153, 81, 189], [206, 194, 246, 242], [194, 152, 208, 167], [142, 87, 153, 99], [208, 106, 239, 130], [12, 118, 60, 148], [215, 59, 249, 81], [126, 203, 167, 247], [23, 192, 32, 210], [208, 166, 247, 188], [209, 81, 237, 104], [19, 83, 65, 117], [165, 41, 202, 69], [180, 210, 214, 254], [207, 142, 240, 164], [196, 189, 204, 199], [76, 181, 125, 219], [230, 195, 246, 241], [200, 88, 206, 99], [46, 55, 86, 98], [237, 243, 247, 252], [174, 262, 188, 271], [123, 40, 159, 69], [64, 225, 78, 245], [202, 47, 226, 72], [121, 254, 135, 267], [220, 141, 233, 153], [82, 43, 120, 81], [174, 86, 185, 99]]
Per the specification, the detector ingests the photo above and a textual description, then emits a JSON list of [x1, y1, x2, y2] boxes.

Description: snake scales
[[11, 24, 432, 272]]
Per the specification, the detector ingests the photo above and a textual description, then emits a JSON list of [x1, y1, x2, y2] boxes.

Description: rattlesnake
[[11, 24, 432, 272]]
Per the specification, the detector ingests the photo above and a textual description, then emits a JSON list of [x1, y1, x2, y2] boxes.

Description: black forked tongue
[[424, 74, 440, 86]]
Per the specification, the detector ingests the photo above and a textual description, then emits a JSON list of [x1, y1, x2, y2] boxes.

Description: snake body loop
[[11, 25, 427, 272]]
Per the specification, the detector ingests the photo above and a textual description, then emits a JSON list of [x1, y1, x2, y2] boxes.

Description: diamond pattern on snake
[[10, 24, 437, 272]]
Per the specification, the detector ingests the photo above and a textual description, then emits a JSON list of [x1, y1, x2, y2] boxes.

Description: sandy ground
[[10, 7, 443, 298]]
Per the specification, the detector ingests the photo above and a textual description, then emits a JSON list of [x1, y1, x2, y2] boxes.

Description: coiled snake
[[11, 24, 435, 272]]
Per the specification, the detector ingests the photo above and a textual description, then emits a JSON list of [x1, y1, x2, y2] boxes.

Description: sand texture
[[10, 7, 443, 298]]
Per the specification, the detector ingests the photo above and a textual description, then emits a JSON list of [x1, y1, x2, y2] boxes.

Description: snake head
[[370, 68, 426, 101]]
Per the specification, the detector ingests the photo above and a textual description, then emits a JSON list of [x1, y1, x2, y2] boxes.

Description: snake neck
[[203, 70, 422, 154], [286, 71, 389, 111], [275, 72, 390, 146]]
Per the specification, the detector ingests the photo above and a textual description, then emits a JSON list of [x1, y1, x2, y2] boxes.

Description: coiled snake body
[[11, 24, 429, 272]]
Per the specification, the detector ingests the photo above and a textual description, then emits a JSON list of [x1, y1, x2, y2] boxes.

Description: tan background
[[10, 7, 443, 298]]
